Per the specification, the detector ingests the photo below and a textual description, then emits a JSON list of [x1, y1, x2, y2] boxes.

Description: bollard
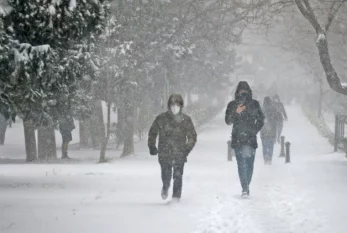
[[227, 140, 232, 161], [285, 142, 291, 163], [279, 136, 285, 157]]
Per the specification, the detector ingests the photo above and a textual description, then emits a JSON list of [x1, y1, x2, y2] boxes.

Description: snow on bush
[[69, 0, 77, 11]]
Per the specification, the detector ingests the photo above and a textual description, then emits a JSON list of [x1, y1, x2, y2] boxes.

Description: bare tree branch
[[294, 0, 347, 95], [299, 0, 323, 33], [325, 0, 347, 31]]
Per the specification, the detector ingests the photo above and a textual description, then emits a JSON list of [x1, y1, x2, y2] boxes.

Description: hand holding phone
[[236, 104, 246, 114]]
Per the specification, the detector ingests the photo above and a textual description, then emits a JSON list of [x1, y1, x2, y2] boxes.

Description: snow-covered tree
[[0, 20, 15, 145], [1, 0, 109, 161], [100, 0, 253, 158], [93, 15, 134, 161]]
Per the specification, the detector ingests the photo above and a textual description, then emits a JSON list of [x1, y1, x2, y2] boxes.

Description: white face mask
[[170, 105, 181, 115]]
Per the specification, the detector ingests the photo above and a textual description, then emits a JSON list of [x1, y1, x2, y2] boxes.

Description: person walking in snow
[[148, 94, 197, 202], [273, 94, 288, 143], [260, 97, 277, 165], [225, 81, 264, 198], [59, 115, 75, 159]]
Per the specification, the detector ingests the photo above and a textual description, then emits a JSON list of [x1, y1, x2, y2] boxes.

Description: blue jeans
[[234, 145, 256, 193], [262, 139, 275, 163], [276, 121, 283, 142]]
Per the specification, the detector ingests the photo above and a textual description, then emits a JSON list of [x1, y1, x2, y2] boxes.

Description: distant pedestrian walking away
[[225, 81, 264, 198], [260, 97, 277, 165], [148, 94, 197, 202], [273, 94, 288, 143], [59, 116, 75, 159]]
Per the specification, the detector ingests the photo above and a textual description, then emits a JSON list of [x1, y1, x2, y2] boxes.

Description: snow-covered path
[[1, 106, 347, 233]]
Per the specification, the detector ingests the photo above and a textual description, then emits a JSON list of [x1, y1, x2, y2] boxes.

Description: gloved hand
[[183, 146, 191, 157], [149, 146, 158, 156]]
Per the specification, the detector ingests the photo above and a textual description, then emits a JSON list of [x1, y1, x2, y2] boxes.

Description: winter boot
[[161, 187, 169, 200], [264, 160, 271, 165], [61, 142, 70, 159], [171, 197, 180, 203], [61, 151, 70, 159], [242, 186, 250, 198], [62, 154, 70, 159]]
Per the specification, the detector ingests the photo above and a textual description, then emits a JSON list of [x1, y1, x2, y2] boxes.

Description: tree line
[[2, 0, 344, 162], [0, 0, 266, 162]]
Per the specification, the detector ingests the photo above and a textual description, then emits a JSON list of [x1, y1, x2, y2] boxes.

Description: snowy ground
[[1, 106, 347, 233]]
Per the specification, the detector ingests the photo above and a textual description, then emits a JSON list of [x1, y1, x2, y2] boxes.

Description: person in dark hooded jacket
[[273, 94, 288, 143], [260, 97, 277, 165], [59, 116, 75, 159], [225, 81, 264, 197], [148, 94, 197, 202]]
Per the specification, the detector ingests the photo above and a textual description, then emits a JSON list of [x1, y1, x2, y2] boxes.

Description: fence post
[[342, 116, 345, 139], [334, 115, 339, 152], [227, 140, 232, 161], [279, 136, 285, 157], [285, 142, 291, 163]]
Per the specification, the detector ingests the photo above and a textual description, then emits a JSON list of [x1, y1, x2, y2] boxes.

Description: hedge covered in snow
[[301, 105, 340, 149]]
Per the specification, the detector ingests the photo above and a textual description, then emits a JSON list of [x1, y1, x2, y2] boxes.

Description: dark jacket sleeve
[[69, 118, 75, 130], [254, 101, 265, 134], [185, 116, 197, 155], [59, 117, 75, 132], [148, 117, 160, 149], [280, 103, 288, 120], [225, 101, 239, 125]]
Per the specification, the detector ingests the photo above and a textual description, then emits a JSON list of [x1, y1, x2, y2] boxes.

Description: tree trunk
[[79, 120, 91, 148], [122, 135, 134, 157], [38, 124, 57, 160], [315, 34, 347, 95], [116, 107, 125, 149], [90, 100, 105, 149], [121, 100, 135, 157], [23, 119, 37, 162], [317, 79, 323, 118], [0, 113, 7, 145], [136, 106, 147, 140], [100, 102, 111, 163]]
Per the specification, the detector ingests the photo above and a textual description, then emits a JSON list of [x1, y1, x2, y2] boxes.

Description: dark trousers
[[160, 162, 185, 198], [262, 139, 275, 163], [61, 142, 69, 158], [60, 131, 72, 158], [276, 120, 283, 142], [234, 145, 256, 192]]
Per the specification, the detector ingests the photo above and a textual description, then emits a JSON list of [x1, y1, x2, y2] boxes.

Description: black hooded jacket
[[59, 116, 75, 133], [260, 97, 277, 141], [273, 94, 288, 122], [225, 81, 265, 149], [148, 94, 197, 164]]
